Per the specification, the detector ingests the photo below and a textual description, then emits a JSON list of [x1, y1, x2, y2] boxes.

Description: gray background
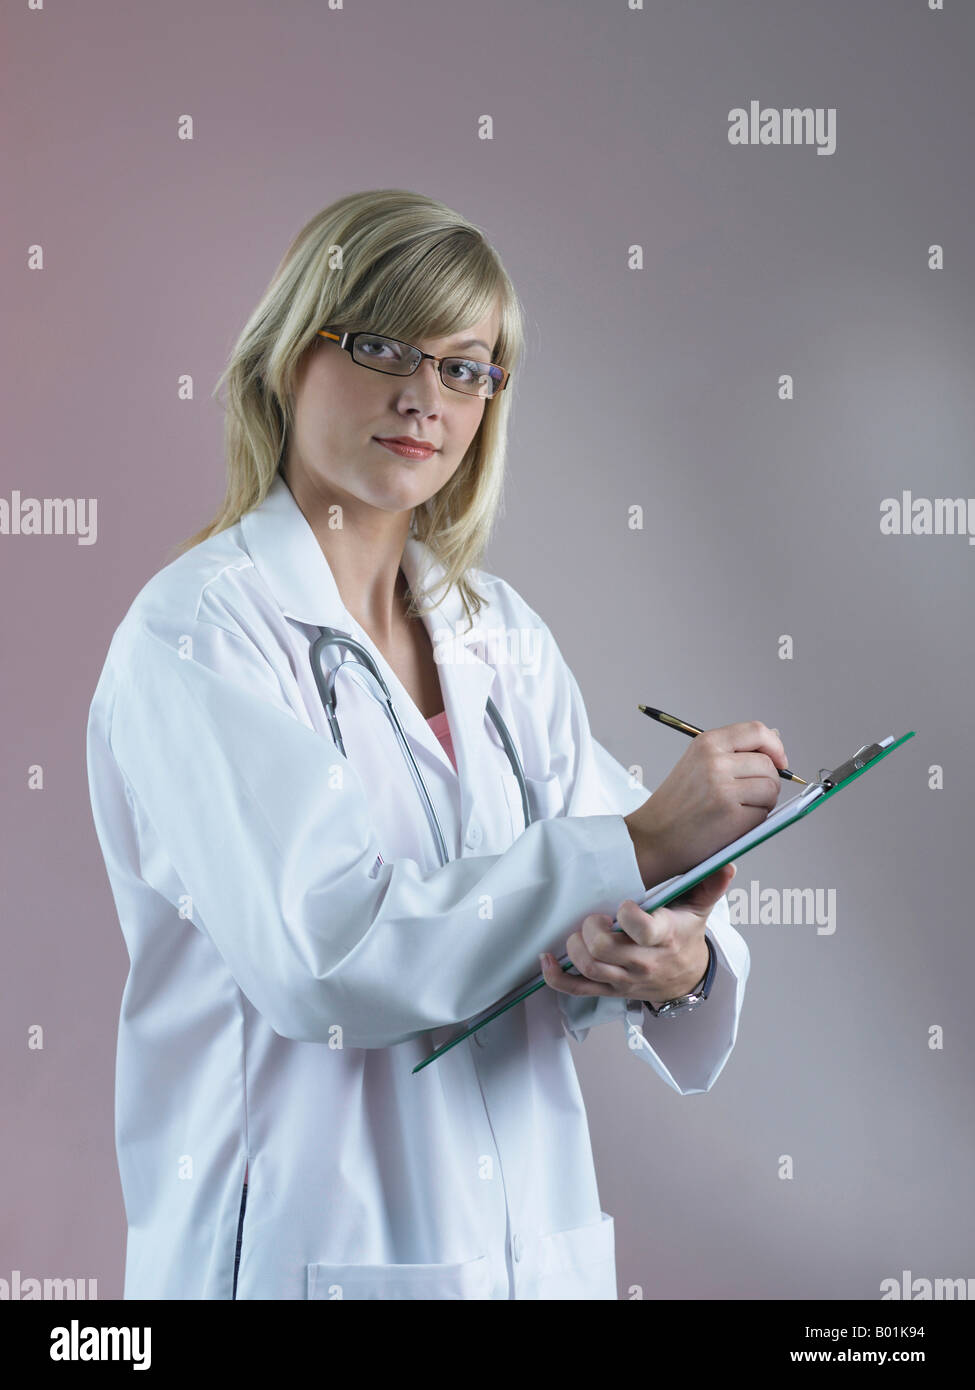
[[2, 0, 973, 1298]]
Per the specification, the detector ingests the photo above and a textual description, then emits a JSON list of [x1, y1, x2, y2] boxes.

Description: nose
[[397, 358, 445, 415]]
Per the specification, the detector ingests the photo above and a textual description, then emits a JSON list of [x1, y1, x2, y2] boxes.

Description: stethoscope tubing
[[310, 626, 531, 867]]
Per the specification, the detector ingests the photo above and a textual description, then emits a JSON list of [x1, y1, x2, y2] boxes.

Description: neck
[[281, 465, 414, 644]]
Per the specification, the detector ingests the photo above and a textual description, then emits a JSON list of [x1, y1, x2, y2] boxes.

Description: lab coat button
[[512, 1234, 524, 1262], [465, 821, 482, 848]]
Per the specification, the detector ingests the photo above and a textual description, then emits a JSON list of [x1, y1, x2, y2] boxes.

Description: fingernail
[[772, 727, 780, 737], [539, 953, 549, 968]]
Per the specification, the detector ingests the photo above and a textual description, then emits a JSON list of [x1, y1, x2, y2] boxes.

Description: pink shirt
[[426, 709, 457, 771]]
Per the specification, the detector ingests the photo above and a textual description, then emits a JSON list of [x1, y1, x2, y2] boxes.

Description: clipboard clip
[[817, 742, 885, 790]]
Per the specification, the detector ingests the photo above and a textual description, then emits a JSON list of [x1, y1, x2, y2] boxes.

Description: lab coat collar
[[239, 471, 501, 793], [240, 471, 475, 651]]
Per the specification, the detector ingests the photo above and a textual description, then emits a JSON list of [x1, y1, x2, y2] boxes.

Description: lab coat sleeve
[[523, 611, 750, 1095], [91, 611, 656, 1050]]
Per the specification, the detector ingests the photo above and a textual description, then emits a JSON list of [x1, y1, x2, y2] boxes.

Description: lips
[[376, 436, 437, 448], [373, 437, 438, 459]]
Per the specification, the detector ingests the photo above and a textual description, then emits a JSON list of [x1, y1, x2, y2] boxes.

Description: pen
[[638, 705, 808, 784]]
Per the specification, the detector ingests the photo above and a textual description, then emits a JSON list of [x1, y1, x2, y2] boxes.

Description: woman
[[86, 188, 788, 1300]]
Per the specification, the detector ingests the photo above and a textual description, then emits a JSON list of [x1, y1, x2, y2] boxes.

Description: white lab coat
[[85, 470, 750, 1300]]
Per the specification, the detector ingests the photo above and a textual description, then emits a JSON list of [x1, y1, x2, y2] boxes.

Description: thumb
[[672, 860, 736, 913]]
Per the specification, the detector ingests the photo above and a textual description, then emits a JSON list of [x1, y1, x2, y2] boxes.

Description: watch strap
[[645, 934, 716, 1017]]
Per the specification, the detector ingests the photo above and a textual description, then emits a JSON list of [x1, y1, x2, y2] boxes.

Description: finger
[[714, 720, 787, 770], [578, 916, 667, 973], [734, 774, 782, 811], [579, 911, 628, 961], [615, 897, 678, 950], [623, 863, 736, 947], [611, 898, 656, 948], [544, 908, 641, 985], [728, 752, 789, 784], [538, 942, 621, 996], [670, 861, 737, 914], [573, 920, 651, 983]]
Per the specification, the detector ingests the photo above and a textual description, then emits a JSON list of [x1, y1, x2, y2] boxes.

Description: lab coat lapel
[[240, 472, 500, 825], [398, 534, 501, 833]]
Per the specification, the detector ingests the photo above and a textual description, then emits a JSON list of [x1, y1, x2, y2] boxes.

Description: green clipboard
[[412, 730, 916, 1074]]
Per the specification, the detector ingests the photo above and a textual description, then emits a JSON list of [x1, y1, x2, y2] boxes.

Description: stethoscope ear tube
[[486, 695, 531, 832], [309, 629, 349, 757]]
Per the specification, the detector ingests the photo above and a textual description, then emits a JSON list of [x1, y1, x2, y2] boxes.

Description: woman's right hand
[[622, 721, 790, 889]]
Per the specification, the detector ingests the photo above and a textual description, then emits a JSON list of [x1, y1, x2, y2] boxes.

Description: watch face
[[657, 996, 702, 1019]]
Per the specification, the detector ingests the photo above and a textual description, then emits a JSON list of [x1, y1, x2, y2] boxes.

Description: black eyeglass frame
[[317, 328, 511, 398]]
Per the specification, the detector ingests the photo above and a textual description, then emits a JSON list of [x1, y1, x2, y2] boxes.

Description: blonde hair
[[170, 188, 526, 630]]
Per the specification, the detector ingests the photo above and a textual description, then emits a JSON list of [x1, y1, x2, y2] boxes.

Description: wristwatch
[[644, 935, 717, 1019]]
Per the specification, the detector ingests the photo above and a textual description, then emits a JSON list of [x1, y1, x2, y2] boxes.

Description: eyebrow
[[449, 337, 493, 355]]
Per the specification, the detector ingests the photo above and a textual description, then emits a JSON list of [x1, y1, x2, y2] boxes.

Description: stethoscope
[[310, 626, 533, 867]]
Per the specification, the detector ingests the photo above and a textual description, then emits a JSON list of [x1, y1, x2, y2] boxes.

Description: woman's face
[[283, 308, 501, 518]]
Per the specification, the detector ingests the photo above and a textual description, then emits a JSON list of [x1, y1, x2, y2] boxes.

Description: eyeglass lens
[[352, 334, 502, 398]]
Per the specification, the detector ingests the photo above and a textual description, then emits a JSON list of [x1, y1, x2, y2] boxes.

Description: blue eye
[[444, 359, 479, 380], [359, 337, 399, 359]]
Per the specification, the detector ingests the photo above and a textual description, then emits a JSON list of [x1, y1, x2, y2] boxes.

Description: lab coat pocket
[[501, 770, 565, 836], [501, 770, 565, 839], [532, 1211, 617, 1300], [306, 1253, 494, 1300], [526, 771, 566, 821]]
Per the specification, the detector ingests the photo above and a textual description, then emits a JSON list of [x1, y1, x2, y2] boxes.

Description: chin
[[362, 484, 432, 513]]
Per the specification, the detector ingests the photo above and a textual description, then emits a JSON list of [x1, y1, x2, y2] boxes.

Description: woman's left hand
[[539, 862, 736, 1007]]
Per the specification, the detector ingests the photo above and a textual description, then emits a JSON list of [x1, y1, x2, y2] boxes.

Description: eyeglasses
[[317, 328, 510, 399]]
